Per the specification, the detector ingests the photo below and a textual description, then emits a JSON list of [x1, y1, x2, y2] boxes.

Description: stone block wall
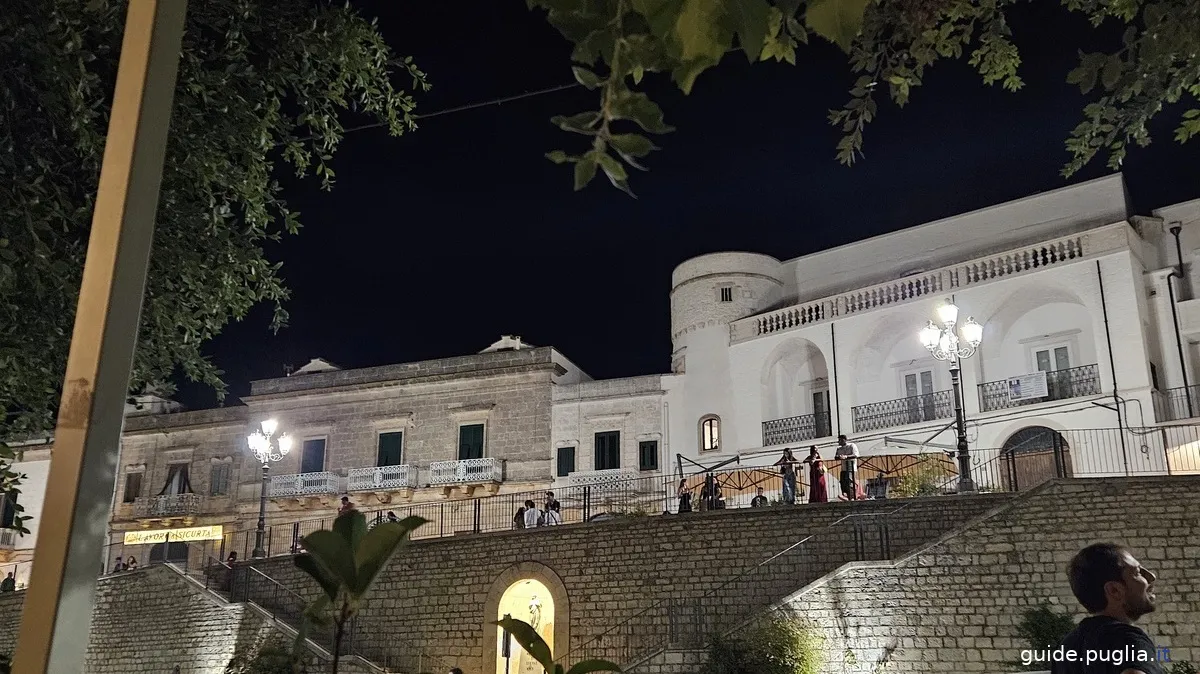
[[730, 476, 1199, 674], [246, 493, 1012, 673], [0, 566, 282, 673]]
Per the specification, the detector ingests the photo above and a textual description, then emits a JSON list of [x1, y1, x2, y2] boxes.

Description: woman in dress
[[677, 478, 693, 513], [773, 448, 798, 504], [803, 446, 828, 503]]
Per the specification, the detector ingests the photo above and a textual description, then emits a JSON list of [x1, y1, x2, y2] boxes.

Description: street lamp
[[247, 419, 292, 557], [919, 300, 983, 492]]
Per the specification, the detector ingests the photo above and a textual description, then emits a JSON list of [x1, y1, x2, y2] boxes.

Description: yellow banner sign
[[123, 524, 224, 546]]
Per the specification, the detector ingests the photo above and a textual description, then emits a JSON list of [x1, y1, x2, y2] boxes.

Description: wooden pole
[[12, 2, 186, 671]]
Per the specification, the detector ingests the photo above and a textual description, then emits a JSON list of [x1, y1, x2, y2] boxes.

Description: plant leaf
[[299, 529, 357, 591], [333, 510, 367, 551], [497, 617, 556, 674], [566, 659, 623, 674], [351, 516, 426, 597], [728, 0, 771, 61], [294, 553, 341, 602], [574, 154, 598, 190], [572, 66, 603, 89], [609, 133, 657, 158], [609, 91, 675, 133], [805, 0, 870, 51]]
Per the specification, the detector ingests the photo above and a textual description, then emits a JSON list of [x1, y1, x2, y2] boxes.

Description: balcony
[[730, 223, 1133, 344], [268, 471, 340, 497], [977, 364, 1101, 413], [761, 412, 832, 447], [852, 391, 952, 433], [347, 465, 418, 492], [135, 493, 202, 519], [428, 457, 503, 486], [1153, 385, 1200, 422]]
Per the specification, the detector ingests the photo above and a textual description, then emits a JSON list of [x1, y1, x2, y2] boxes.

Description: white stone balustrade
[[730, 223, 1131, 343], [428, 457, 503, 485], [347, 464, 418, 492], [567, 468, 641, 494], [135, 493, 202, 518], [268, 471, 340, 497]]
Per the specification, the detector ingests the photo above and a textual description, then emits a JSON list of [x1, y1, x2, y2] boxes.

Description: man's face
[[838, 437, 846, 446], [1111, 551, 1157, 620], [757, 489, 764, 496]]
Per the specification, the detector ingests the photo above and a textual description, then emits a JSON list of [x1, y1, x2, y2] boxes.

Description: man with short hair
[[834, 435, 859, 501], [750, 487, 768, 508], [1051, 543, 1162, 674], [544, 491, 562, 525]]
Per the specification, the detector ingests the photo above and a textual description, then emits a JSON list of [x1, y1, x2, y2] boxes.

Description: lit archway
[[482, 562, 570, 674], [1000, 425, 1072, 490], [496, 578, 555, 674]]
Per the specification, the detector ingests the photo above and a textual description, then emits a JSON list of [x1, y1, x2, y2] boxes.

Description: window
[[122, 472, 143, 503], [209, 463, 231, 496], [300, 439, 327, 474], [1, 492, 17, 529], [556, 446, 576, 477], [594, 431, 621, 470], [1035, 346, 1071, 373], [159, 463, 192, 495], [719, 287, 733, 302], [638, 441, 658, 471], [700, 416, 720, 452], [458, 424, 485, 460], [904, 370, 935, 398], [377, 431, 404, 466]]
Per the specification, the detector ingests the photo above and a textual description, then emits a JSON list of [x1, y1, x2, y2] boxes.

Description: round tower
[[669, 252, 785, 371]]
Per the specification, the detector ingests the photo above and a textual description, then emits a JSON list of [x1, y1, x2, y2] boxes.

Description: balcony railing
[[852, 391, 952, 433], [428, 457, 503, 486], [135, 493, 202, 518], [567, 468, 640, 493], [730, 223, 1134, 343], [347, 465, 418, 492], [1153, 385, 1200, 422], [268, 472, 340, 497], [978, 364, 1101, 413], [761, 412, 832, 446]]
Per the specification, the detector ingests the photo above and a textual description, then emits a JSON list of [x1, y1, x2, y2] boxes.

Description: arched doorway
[[1001, 426, 1071, 490], [495, 578, 555, 674]]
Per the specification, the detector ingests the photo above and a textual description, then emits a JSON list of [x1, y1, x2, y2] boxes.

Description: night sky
[[174, 1, 1200, 409]]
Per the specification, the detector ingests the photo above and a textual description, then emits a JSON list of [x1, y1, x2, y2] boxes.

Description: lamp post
[[919, 300, 984, 493], [247, 419, 292, 558]]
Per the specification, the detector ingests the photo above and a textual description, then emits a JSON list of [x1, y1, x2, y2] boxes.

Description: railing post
[[1052, 433, 1066, 478], [291, 522, 300, 553], [473, 498, 482, 534], [583, 486, 591, 522]]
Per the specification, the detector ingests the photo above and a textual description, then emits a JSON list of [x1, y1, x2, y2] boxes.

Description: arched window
[[700, 416, 720, 452]]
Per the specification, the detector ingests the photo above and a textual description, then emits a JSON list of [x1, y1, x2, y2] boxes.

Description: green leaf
[[294, 553, 341, 602], [609, 91, 674, 133], [497, 618, 556, 674], [728, 0, 771, 61], [572, 66, 603, 90], [351, 516, 426, 596], [566, 659, 623, 674], [632, 65, 645, 84], [551, 112, 602, 135], [805, 0, 870, 51], [300, 529, 357, 591], [545, 150, 576, 164], [597, 152, 636, 197], [609, 133, 657, 158], [333, 510, 367, 551], [1101, 55, 1122, 91], [574, 155, 598, 190]]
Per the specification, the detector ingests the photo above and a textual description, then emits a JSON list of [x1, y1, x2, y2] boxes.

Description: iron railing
[[977, 364, 1101, 412], [268, 471, 339, 497], [1153, 385, 1200, 422], [135, 493, 202, 518], [346, 464, 418, 492], [851, 390, 952, 433], [761, 412, 832, 446], [428, 457, 504, 485]]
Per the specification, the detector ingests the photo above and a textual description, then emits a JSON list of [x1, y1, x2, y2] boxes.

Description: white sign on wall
[[1007, 371, 1049, 401]]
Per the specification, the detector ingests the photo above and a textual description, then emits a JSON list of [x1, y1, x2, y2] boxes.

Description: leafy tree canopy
[[0, 0, 427, 449], [528, 0, 1200, 195]]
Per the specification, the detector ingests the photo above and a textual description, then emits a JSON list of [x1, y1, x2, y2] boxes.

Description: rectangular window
[[556, 446, 576, 477], [720, 287, 733, 302], [458, 424, 485, 460], [300, 439, 327, 474], [377, 431, 404, 467], [209, 464, 231, 496], [638, 441, 658, 471], [1035, 346, 1071, 372], [122, 472, 143, 503], [594, 431, 621, 471]]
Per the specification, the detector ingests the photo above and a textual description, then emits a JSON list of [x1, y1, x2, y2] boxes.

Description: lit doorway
[[496, 578, 555, 674]]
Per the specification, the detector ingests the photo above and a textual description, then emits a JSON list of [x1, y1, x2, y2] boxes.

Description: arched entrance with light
[[483, 562, 570, 674]]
